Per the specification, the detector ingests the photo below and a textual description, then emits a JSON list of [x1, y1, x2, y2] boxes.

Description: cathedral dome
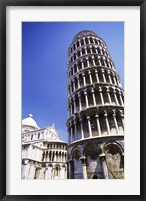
[[22, 114, 40, 132]]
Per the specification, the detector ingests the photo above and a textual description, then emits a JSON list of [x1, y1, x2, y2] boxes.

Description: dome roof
[[22, 114, 40, 130]]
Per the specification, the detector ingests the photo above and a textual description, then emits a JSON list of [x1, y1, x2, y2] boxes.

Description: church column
[[28, 163, 36, 179], [47, 165, 53, 179], [59, 166, 65, 179], [51, 167, 55, 179], [44, 167, 49, 179], [54, 151, 57, 162], [22, 161, 30, 179], [27, 145, 32, 158]]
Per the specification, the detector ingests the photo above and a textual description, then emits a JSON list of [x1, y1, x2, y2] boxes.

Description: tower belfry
[[66, 30, 124, 179]]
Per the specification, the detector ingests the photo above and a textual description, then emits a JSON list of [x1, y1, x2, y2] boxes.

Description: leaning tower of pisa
[[66, 30, 124, 179]]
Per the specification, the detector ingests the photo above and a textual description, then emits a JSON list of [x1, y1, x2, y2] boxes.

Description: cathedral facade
[[22, 114, 67, 179], [66, 30, 124, 179]]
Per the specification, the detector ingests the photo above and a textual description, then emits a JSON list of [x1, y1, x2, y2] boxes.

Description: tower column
[[119, 92, 124, 106], [98, 57, 102, 66], [99, 153, 109, 179], [88, 70, 93, 84], [120, 111, 124, 128], [92, 58, 96, 66], [79, 116, 84, 139], [102, 70, 106, 83], [84, 91, 89, 108], [77, 76, 80, 88], [113, 90, 119, 105], [95, 114, 102, 136], [104, 111, 110, 135], [82, 73, 86, 86], [87, 116, 92, 138], [90, 46, 93, 54], [70, 100, 73, 115], [113, 75, 117, 85], [78, 93, 82, 110], [80, 157, 87, 179], [73, 119, 77, 141], [95, 69, 100, 83], [79, 40, 81, 47], [73, 96, 76, 113], [87, 58, 90, 67], [76, 64, 79, 72], [85, 47, 87, 55], [81, 60, 84, 69], [99, 87, 104, 105], [91, 88, 96, 106], [113, 111, 119, 134], [70, 123, 73, 142], [108, 72, 112, 83], [106, 88, 112, 104], [73, 79, 75, 91]]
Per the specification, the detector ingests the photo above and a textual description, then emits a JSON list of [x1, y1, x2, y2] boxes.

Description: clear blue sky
[[22, 22, 124, 143]]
